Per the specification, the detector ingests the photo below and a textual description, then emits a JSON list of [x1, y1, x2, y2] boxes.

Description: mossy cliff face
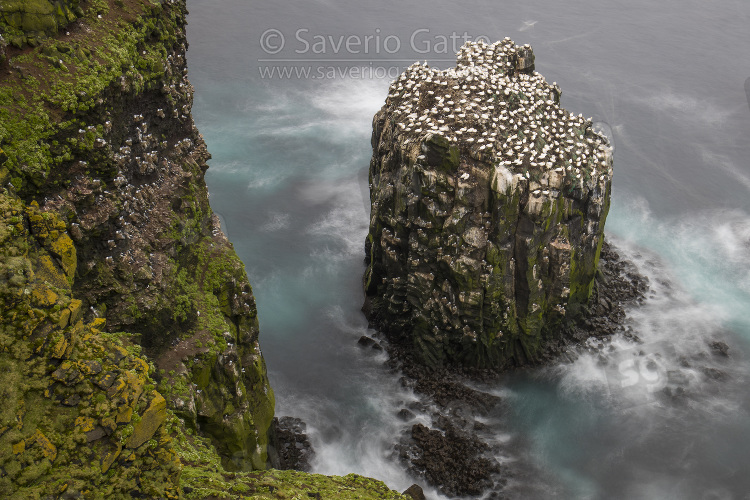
[[0, 195, 407, 499], [0, 192, 181, 497], [0, 0, 275, 474], [0, 1, 411, 498], [364, 39, 612, 369]]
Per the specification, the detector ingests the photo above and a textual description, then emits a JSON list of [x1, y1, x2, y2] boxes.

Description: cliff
[[363, 39, 613, 369], [0, 0, 407, 498]]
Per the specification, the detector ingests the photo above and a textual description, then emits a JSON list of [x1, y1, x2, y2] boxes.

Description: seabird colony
[[384, 38, 612, 193]]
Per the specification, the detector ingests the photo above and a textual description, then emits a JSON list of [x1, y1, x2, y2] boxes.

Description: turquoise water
[[187, 1, 750, 497]]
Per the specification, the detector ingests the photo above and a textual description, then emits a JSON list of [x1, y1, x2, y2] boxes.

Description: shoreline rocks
[[377, 238, 648, 497], [270, 416, 315, 472]]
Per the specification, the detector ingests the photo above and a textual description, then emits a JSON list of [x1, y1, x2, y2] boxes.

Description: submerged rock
[[364, 39, 613, 368]]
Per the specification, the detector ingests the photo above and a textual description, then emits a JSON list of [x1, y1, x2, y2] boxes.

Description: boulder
[[402, 484, 426, 500], [126, 391, 167, 449]]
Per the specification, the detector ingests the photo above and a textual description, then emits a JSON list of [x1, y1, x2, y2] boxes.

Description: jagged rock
[[399, 422, 501, 497], [126, 391, 166, 448], [397, 408, 416, 421], [358, 335, 376, 347], [709, 340, 729, 357], [100, 443, 122, 473], [51, 360, 83, 385], [85, 426, 107, 442], [364, 39, 613, 368], [270, 416, 314, 472]]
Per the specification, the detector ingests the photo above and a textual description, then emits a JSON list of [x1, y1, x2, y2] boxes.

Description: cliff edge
[[0, 0, 407, 498], [364, 39, 612, 368]]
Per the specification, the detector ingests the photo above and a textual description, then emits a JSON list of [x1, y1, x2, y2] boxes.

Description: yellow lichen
[[101, 444, 122, 473], [57, 307, 71, 328], [67, 299, 83, 324], [50, 332, 69, 359], [12, 440, 26, 455], [126, 391, 167, 449], [31, 285, 59, 307], [31, 429, 57, 462], [35, 254, 70, 290], [74, 416, 96, 433], [116, 406, 133, 425], [90, 317, 106, 330], [49, 233, 77, 281]]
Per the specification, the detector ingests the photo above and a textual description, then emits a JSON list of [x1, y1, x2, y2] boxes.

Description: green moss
[[174, 424, 407, 500], [0, 0, 184, 195], [0, 0, 412, 496]]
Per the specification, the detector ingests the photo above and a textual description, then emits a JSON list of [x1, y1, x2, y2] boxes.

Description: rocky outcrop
[[0, 193, 181, 497], [364, 39, 613, 368], [269, 416, 314, 472], [381, 237, 648, 497]]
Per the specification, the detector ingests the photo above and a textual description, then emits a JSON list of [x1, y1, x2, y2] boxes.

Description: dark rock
[[515, 44, 535, 73], [357, 335, 376, 347], [85, 426, 108, 442], [270, 416, 314, 472], [79, 360, 103, 375], [95, 371, 118, 389], [402, 484, 426, 500], [702, 367, 728, 381], [62, 393, 81, 406], [377, 240, 646, 499], [709, 341, 729, 357], [51, 362, 83, 386], [397, 408, 416, 421], [398, 422, 501, 497]]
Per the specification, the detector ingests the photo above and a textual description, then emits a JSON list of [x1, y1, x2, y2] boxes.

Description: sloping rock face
[[364, 39, 613, 368], [0, 194, 181, 498]]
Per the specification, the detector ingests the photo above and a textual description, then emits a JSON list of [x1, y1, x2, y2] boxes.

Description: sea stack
[[363, 39, 613, 368]]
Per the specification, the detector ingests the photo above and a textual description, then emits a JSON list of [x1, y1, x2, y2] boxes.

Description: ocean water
[[186, 1, 750, 498]]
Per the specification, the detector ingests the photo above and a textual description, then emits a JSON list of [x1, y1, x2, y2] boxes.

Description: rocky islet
[[364, 39, 614, 369]]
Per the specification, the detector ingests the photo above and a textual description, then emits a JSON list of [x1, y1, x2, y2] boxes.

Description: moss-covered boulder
[[364, 39, 612, 368]]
